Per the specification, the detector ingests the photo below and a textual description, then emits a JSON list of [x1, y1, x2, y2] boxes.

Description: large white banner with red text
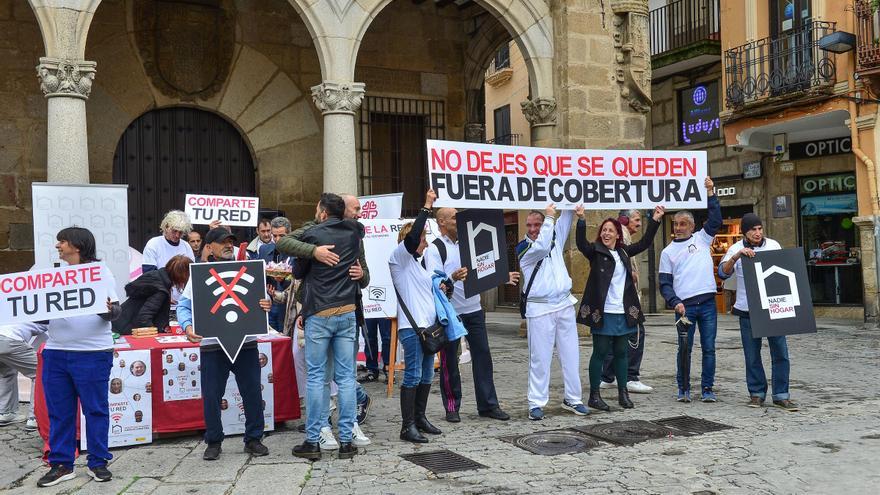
[[427, 140, 708, 210]]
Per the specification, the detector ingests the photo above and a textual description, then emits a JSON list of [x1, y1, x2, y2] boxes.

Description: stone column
[[37, 57, 96, 184], [854, 216, 879, 322], [521, 97, 557, 147], [311, 81, 366, 195], [464, 123, 485, 143]]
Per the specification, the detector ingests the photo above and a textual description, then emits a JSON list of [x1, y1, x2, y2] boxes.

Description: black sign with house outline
[[741, 248, 817, 338], [456, 209, 509, 298]]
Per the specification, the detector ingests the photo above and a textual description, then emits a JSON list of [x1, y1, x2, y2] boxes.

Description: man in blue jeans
[[291, 193, 363, 460], [718, 213, 798, 411], [659, 177, 720, 403]]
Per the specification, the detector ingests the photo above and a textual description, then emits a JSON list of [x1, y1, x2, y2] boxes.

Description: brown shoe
[[773, 399, 799, 412], [748, 396, 764, 408]]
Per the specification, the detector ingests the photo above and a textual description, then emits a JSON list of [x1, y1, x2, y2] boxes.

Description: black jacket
[[112, 269, 173, 335], [293, 218, 362, 317], [575, 217, 660, 330]]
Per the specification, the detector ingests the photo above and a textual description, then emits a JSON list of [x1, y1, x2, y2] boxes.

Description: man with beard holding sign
[[516, 204, 588, 421], [425, 208, 519, 423]]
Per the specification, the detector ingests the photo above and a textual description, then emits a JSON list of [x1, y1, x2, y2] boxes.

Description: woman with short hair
[[38, 227, 120, 487], [575, 205, 664, 412], [389, 189, 446, 443], [114, 255, 192, 335]]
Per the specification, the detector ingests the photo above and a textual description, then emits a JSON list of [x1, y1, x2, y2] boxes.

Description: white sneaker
[[319, 426, 339, 451], [0, 413, 24, 426], [351, 422, 371, 447], [599, 380, 616, 390], [627, 381, 654, 394], [459, 349, 471, 365], [25, 418, 38, 431]]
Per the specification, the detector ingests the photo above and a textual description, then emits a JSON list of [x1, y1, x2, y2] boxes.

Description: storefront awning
[[730, 109, 851, 153]]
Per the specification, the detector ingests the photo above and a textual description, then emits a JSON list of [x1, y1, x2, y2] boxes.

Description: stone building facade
[[0, 0, 653, 277]]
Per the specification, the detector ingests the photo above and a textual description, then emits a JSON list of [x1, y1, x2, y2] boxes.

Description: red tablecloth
[[35, 335, 300, 447]]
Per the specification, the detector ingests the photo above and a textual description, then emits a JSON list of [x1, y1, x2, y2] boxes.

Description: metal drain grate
[[400, 450, 486, 474], [501, 429, 602, 455], [573, 420, 682, 446], [653, 416, 734, 435]]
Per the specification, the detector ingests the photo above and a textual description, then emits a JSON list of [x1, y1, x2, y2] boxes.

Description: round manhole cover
[[514, 431, 600, 455], [585, 421, 671, 444]]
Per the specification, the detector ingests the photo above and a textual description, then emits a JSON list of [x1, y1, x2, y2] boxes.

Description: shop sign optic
[[788, 137, 852, 160], [800, 174, 856, 194]]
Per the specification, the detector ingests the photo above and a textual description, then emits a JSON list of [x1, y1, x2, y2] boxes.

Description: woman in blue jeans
[[38, 227, 120, 488], [389, 189, 445, 443]]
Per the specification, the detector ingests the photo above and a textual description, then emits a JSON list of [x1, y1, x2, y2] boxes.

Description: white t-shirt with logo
[[720, 238, 782, 313], [424, 235, 482, 316], [389, 241, 437, 330], [45, 265, 119, 351], [659, 229, 717, 301], [604, 250, 626, 314], [143, 235, 195, 268]]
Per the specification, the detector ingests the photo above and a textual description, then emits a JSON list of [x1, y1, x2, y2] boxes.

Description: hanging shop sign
[[678, 81, 721, 145], [788, 136, 852, 160]]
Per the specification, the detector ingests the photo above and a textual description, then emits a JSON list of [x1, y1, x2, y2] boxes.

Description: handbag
[[394, 287, 447, 354]]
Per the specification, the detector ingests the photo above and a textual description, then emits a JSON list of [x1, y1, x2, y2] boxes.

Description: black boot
[[415, 384, 442, 434], [399, 386, 427, 443], [618, 388, 634, 409], [588, 389, 611, 412]]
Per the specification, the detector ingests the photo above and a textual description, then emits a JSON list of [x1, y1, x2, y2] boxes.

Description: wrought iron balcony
[[486, 134, 520, 146], [724, 21, 837, 110], [855, 0, 880, 75], [650, 0, 720, 58]]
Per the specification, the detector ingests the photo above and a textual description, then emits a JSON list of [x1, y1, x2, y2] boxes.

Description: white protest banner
[[185, 193, 260, 227], [0, 263, 115, 325], [81, 349, 152, 449], [221, 342, 275, 434], [161, 347, 202, 402], [359, 193, 403, 219], [361, 219, 438, 318], [427, 139, 708, 210], [32, 183, 130, 298]]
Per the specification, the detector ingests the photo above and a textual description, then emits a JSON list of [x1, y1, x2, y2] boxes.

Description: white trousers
[[527, 305, 582, 409]]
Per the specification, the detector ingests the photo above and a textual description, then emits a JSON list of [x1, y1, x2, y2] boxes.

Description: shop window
[[798, 172, 862, 305], [677, 81, 721, 145]]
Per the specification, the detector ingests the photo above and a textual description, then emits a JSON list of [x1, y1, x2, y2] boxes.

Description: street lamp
[[818, 31, 856, 54]]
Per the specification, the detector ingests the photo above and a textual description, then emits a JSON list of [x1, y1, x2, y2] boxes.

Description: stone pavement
[[1, 312, 879, 494]]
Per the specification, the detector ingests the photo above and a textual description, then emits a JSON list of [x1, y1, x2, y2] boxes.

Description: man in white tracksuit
[[516, 204, 588, 420]]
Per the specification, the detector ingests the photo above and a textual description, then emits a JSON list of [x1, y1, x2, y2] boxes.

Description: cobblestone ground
[[1, 312, 879, 494]]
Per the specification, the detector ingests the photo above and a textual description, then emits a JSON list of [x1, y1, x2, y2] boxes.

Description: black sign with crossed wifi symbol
[[190, 260, 268, 362]]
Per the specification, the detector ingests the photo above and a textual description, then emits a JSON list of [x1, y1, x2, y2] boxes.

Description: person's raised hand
[[705, 177, 715, 196], [424, 189, 437, 209], [314, 245, 339, 266], [209, 220, 222, 230], [653, 205, 666, 221], [575, 204, 585, 220], [545, 203, 557, 218], [105, 297, 113, 312]]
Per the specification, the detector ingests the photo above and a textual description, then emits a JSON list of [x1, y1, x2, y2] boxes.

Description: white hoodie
[[518, 210, 577, 318]]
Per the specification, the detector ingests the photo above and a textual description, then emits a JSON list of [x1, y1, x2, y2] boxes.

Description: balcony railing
[[855, 0, 880, 74], [486, 134, 520, 146], [724, 21, 837, 110], [649, 0, 720, 57]]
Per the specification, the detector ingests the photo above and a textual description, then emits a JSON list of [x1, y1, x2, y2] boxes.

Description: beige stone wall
[[483, 42, 532, 146]]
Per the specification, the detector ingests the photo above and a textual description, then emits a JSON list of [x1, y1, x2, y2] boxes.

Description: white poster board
[[161, 347, 202, 402], [358, 193, 403, 220], [185, 194, 260, 227], [220, 342, 275, 434], [0, 263, 116, 325], [360, 219, 438, 318], [32, 183, 130, 298], [81, 349, 152, 449], [427, 139, 708, 210]]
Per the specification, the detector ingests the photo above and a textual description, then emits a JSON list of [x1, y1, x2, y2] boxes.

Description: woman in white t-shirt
[[37, 227, 120, 488], [575, 205, 664, 412], [389, 189, 445, 443]]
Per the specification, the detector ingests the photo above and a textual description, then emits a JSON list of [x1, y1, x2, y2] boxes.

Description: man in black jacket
[[292, 193, 362, 460]]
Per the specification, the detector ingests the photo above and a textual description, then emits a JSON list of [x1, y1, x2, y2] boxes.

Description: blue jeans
[[268, 303, 285, 332], [305, 312, 356, 443], [675, 298, 717, 391], [201, 346, 264, 444], [42, 349, 113, 469], [739, 316, 790, 401], [365, 318, 391, 372], [399, 328, 434, 387]]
